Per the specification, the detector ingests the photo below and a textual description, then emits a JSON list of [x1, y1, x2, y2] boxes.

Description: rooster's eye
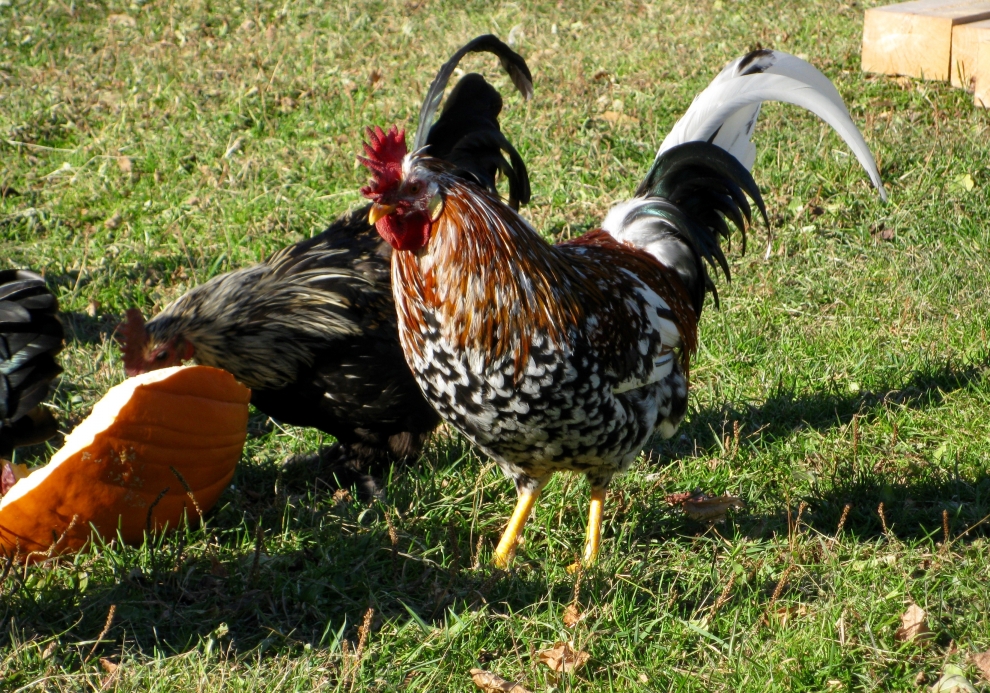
[[407, 182, 422, 195], [155, 350, 170, 361]]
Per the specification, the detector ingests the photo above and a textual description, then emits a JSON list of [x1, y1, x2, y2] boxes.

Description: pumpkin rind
[[0, 365, 250, 559]]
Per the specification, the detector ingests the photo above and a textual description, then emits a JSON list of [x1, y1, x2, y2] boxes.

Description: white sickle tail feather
[[658, 49, 887, 201]]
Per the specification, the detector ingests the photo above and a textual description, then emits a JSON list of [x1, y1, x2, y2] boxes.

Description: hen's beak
[[368, 203, 396, 225]]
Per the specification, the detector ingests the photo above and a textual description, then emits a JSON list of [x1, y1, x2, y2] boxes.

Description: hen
[[360, 49, 886, 568], [120, 36, 532, 498], [0, 269, 63, 494]]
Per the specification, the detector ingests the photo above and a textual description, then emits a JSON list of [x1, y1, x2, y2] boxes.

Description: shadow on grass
[[60, 310, 122, 345], [0, 450, 559, 667], [2, 357, 987, 667], [637, 354, 990, 543], [673, 355, 990, 456]]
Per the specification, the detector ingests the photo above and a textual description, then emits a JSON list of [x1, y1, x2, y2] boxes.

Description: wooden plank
[[950, 18, 990, 87], [862, 0, 990, 81], [974, 37, 990, 106]]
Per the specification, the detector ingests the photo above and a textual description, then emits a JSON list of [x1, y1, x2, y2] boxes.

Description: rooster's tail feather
[[603, 141, 766, 315], [658, 49, 886, 200]]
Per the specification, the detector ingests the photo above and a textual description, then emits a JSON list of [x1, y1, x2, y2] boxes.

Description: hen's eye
[[155, 350, 170, 361]]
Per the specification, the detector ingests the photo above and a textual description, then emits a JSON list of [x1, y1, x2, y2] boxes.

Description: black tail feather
[[0, 269, 63, 455], [412, 34, 533, 154], [418, 39, 533, 209], [619, 142, 768, 315]]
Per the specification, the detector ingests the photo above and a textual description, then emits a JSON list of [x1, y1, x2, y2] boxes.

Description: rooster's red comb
[[119, 308, 149, 374], [359, 125, 407, 200]]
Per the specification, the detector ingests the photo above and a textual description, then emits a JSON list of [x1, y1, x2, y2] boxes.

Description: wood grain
[[862, 0, 990, 80]]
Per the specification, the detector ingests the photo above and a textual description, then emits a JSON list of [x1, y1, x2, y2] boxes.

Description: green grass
[[2, 0, 990, 690]]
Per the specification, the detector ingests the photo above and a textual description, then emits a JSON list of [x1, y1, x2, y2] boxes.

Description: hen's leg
[[568, 484, 607, 573], [492, 476, 547, 569]]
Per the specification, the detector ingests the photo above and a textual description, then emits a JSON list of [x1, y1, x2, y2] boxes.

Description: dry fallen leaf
[[99, 658, 118, 674], [107, 14, 137, 28], [774, 604, 809, 626], [667, 491, 743, 522], [895, 603, 932, 643], [972, 650, 990, 683], [87, 300, 101, 318], [537, 641, 590, 674], [104, 211, 122, 230], [116, 157, 132, 174], [930, 665, 977, 693], [469, 668, 531, 693], [601, 110, 639, 127], [562, 603, 583, 627]]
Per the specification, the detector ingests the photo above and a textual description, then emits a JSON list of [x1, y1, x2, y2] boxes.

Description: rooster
[[120, 36, 533, 498], [360, 49, 887, 568], [0, 269, 63, 494]]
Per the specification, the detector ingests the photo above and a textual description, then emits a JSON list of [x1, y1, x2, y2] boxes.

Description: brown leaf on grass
[[104, 211, 122, 230], [86, 300, 101, 318], [116, 157, 132, 174], [99, 658, 118, 674], [895, 603, 932, 643], [108, 14, 137, 28], [665, 491, 694, 504], [563, 603, 584, 627], [601, 111, 639, 127], [972, 650, 990, 683], [537, 641, 590, 674], [667, 491, 744, 522], [774, 604, 809, 626], [469, 668, 531, 693]]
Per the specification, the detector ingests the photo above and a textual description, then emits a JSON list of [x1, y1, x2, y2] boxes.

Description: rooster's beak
[[368, 203, 396, 225]]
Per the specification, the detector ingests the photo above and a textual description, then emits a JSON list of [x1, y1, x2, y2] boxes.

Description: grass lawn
[[2, 0, 990, 690]]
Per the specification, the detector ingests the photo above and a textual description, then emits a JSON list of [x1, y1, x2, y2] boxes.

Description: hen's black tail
[[426, 73, 530, 209], [416, 35, 532, 210], [0, 269, 63, 458]]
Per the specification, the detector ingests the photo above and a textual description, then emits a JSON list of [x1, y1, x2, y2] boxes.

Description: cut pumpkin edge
[[0, 365, 250, 510]]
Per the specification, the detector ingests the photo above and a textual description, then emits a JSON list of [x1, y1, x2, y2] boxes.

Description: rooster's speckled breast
[[399, 283, 689, 489]]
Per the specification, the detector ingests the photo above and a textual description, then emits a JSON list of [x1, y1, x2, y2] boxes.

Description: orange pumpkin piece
[[0, 365, 250, 560]]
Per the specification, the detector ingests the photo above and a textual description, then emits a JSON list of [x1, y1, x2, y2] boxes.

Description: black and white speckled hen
[[360, 49, 886, 568], [119, 36, 532, 498], [0, 269, 63, 494]]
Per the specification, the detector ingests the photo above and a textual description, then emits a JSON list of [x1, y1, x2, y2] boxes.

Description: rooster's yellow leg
[[567, 486, 606, 573], [492, 488, 540, 569]]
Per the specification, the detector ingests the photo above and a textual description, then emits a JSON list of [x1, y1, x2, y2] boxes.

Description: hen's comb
[[359, 125, 407, 199], [119, 308, 149, 374]]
